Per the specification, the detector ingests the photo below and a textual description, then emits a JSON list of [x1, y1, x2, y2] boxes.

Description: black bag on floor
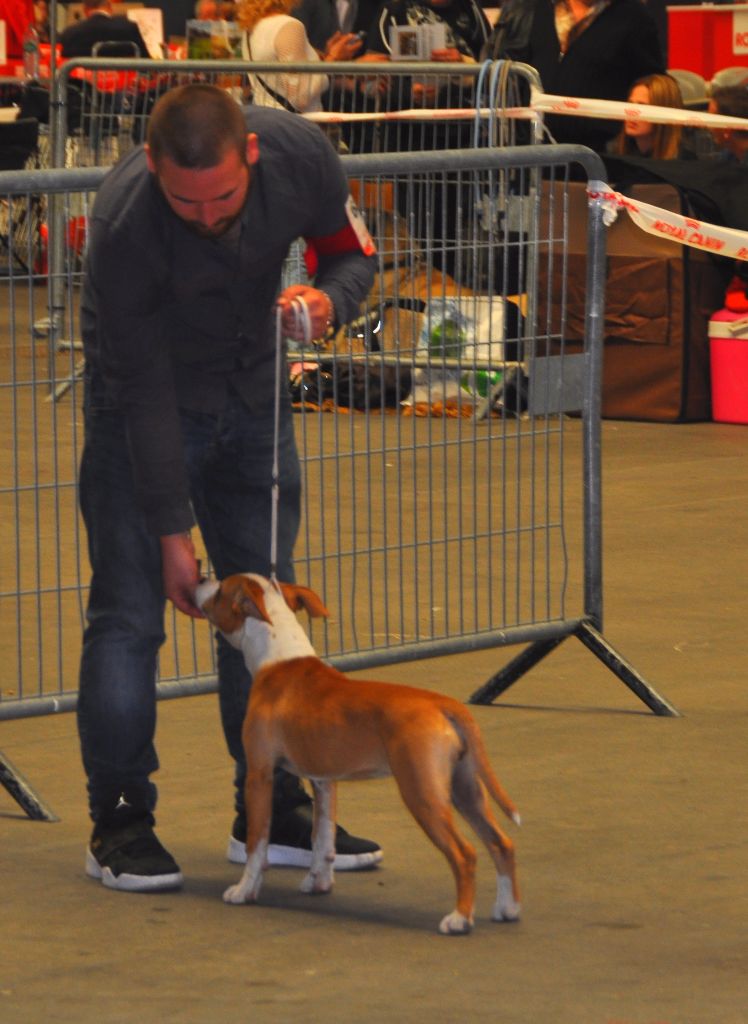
[[291, 361, 412, 410]]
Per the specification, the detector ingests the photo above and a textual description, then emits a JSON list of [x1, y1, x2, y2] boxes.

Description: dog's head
[[195, 574, 329, 660]]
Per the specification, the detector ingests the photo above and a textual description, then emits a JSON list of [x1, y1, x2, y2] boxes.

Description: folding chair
[[667, 68, 709, 109], [710, 66, 748, 92]]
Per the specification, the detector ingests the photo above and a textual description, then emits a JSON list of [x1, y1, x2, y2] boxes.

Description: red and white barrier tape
[[588, 181, 748, 261], [303, 106, 533, 123], [303, 88, 748, 130], [304, 90, 748, 259], [529, 87, 748, 131]]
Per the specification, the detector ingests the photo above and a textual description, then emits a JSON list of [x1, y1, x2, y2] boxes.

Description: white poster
[[733, 11, 748, 55], [127, 8, 164, 59]]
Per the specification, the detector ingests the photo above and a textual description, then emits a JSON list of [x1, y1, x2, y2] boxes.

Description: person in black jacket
[[485, 0, 664, 151], [295, 0, 381, 51], [60, 0, 149, 58], [368, 0, 490, 62], [77, 84, 380, 893]]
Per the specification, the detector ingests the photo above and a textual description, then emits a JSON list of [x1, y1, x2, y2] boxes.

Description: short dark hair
[[711, 84, 748, 125], [146, 84, 248, 169]]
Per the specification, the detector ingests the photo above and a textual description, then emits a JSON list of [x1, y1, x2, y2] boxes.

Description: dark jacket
[[487, 0, 664, 150], [295, 0, 381, 51], [81, 107, 376, 534], [369, 0, 490, 60], [60, 12, 148, 58]]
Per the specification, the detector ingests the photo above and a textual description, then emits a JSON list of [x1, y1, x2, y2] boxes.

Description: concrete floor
[[2, 418, 747, 1024]]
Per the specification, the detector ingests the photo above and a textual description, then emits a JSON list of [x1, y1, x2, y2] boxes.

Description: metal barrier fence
[[0, 145, 677, 818], [47, 57, 542, 168]]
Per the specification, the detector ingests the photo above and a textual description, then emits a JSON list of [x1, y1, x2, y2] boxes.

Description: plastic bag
[[403, 296, 508, 406]]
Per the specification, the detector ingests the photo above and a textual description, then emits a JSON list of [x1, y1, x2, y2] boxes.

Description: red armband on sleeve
[[304, 195, 377, 276]]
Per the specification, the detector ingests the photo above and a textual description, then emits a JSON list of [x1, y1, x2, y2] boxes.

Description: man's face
[[146, 137, 257, 239], [707, 98, 728, 149]]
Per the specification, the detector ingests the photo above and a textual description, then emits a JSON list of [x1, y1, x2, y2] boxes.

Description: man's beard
[[183, 209, 242, 239], [154, 166, 249, 239]]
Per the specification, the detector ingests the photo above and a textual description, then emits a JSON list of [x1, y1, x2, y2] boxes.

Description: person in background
[[485, 0, 664, 151], [194, 0, 238, 18], [33, 0, 50, 43], [704, 85, 748, 309], [294, 0, 381, 52], [59, 0, 149, 58], [708, 84, 748, 165], [236, 0, 362, 112], [610, 73, 686, 160], [642, 0, 667, 66], [77, 83, 380, 893], [365, 0, 490, 111], [367, 0, 490, 66], [362, 0, 490, 282]]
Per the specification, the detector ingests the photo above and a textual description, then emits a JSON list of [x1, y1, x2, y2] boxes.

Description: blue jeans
[[77, 389, 301, 825]]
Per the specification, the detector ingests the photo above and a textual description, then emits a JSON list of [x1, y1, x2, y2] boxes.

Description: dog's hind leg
[[391, 750, 477, 935], [451, 764, 521, 923], [224, 767, 273, 905], [300, 779, 336, 895]]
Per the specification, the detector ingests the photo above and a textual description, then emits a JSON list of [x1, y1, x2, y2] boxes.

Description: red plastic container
[[709, 309, 748, 424]]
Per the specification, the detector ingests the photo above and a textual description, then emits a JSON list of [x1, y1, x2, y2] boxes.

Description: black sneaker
[[227, 805, 383, 871], [86, 814, 183, 893]]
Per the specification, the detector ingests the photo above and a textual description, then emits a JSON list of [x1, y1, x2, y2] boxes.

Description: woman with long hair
[[611, 73, 684, 159], [236, 0, 360, 112]]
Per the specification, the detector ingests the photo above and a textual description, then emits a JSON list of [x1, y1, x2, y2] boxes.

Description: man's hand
[[324, 30, 364, 61], [277, 285, 334, 343], [160, 532, 205, 619], [430, 47, 465, 63]]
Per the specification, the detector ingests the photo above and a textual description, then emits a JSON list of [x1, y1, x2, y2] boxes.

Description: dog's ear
[[278, 583, 330, 619], [232, 577, 273, 624]]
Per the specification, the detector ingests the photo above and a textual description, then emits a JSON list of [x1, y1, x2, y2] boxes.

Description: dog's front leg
[[300, 779, 336, 895], [224, 768, 272, 905]]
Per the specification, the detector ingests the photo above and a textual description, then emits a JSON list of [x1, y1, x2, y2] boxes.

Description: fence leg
[[0, 751, 59, 822], [469, 622, 680, 718], [469, 636, 566, 705], [573, 622, 680, 718]]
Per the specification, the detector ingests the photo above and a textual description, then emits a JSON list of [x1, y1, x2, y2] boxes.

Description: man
[[60, 0, 148, 58], [706, 84, 748, 306], [484, 0, 664, 151], [78, 84, 379, 892], [708, 84, 748, 164], [294, 0, 380, 51], [367, 0, 490, 63]]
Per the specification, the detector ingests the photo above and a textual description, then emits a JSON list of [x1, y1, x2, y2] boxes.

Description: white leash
[[270, 297, 313, 585]]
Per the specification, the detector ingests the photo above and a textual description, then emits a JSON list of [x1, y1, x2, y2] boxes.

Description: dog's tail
[[449, 709, 521, 826]]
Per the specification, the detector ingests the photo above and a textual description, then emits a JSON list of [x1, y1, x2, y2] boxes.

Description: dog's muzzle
[[194, 578, 220, 611]]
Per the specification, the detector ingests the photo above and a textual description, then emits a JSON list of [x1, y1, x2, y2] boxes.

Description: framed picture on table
[[389, 22, 446, 61]]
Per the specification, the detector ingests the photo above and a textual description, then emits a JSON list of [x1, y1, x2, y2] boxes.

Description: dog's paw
[[438, 910, 473, 935], [223, 883, 257, 905], [492, 900, 521, 922], [492, 877, 521, 922], [300, 870, 334, 895]]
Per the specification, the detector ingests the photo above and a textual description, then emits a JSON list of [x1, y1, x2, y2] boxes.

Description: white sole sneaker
[[227, 835, 383, 871], [85, 847, 184, 893]]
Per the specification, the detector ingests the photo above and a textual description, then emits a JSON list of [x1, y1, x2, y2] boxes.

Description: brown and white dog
[[195, 572, 521, 935]]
